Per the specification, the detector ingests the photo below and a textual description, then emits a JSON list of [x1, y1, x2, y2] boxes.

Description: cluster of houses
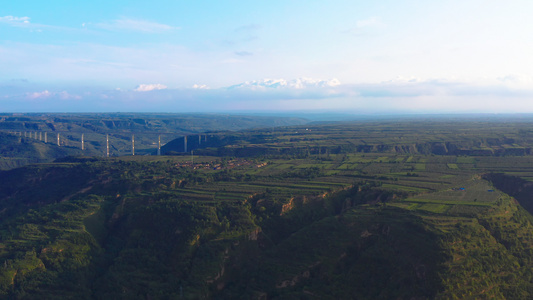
[[174, 159, 268, 170]]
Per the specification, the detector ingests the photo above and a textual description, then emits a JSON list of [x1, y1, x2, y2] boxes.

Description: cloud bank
[[25, 90, 81, 100], [134, 84, 168, 92], [192, 84, 210, 90], [2, 77, 533, 113], [27, 90, 51, 99], [229, 78, 341, 90], [0, 16, 30, 26]]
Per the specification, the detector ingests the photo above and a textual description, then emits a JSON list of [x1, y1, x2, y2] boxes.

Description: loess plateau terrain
[[1, 115, 533, 299]]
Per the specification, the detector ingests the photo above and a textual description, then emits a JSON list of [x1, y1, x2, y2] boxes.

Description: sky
[[1, 0, 533, 114]]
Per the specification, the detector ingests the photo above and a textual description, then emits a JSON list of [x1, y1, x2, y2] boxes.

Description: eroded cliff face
[[175, 139, 533, 158], [484, 173, 533, 215], [366, 141, 531, 156]]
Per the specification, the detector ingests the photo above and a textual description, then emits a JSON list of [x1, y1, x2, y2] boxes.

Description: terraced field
[[6, 118, 533, 298], [105, 151, 533, 216]]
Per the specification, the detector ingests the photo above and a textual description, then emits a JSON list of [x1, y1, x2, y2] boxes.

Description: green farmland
[[3, 118, 533, 298]]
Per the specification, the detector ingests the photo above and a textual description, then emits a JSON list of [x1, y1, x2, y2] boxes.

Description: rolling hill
[[2, 117, 533, 298]]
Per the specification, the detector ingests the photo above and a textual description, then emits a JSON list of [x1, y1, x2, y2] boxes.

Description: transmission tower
[[132, 134, 135, 156], [158, 135, 161, 156]]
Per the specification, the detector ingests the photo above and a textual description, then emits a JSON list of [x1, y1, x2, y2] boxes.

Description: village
[[174, 158, 268, 171]]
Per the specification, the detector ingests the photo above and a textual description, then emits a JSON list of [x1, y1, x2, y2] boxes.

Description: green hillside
[[0, 153, 533, 298], [0, 132, 91, 170], [163, 119, 533, 157], [3, 118, 533, 298], [0, 113, 309, 169]]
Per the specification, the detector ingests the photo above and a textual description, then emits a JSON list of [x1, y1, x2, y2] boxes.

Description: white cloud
[[0, 16, 30, 26], [25, 90, 81, 100], [27, 90, 51, 99], [0, 15, 67, 32], [95, 18, 178, 33], [497, 74, 533, 88], [229, 78, 341, 90], [134, 83, 168, 92], [58, 91, 81, 100], [8, 77, 533, 113]]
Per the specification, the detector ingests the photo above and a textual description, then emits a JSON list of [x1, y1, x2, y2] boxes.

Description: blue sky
[[1, 0, 533, 113]]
